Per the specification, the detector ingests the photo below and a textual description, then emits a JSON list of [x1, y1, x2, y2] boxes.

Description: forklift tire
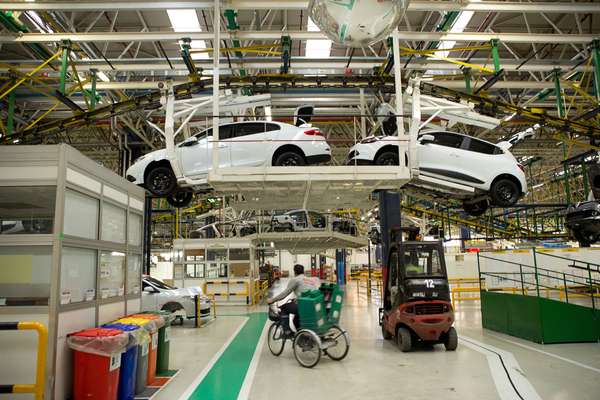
[[444, 327, 458, 351], [381, 323, 392, 340], [396, 327, 412, 352]]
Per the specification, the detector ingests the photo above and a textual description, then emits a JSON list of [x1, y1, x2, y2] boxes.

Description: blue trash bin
[[103, 323, 144, 400]]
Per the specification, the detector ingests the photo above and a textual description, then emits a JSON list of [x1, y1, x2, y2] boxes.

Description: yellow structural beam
[[0, 51, 61, 102]]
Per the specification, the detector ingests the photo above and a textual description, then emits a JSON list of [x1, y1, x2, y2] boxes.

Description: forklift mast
[[379, 191, 402, 299]]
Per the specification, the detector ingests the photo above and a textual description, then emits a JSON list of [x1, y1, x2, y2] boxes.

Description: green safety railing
[[476, 248, 600, 311]]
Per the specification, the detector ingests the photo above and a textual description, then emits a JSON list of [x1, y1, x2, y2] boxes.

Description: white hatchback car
[[126, 120, 331, 205], [347, 130, 527, 215], [141, 276, 211, 322]]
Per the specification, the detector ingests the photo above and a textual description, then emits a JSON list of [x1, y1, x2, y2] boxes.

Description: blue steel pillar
[[379, 191, 402, 267], [336, 249, 346, 286]]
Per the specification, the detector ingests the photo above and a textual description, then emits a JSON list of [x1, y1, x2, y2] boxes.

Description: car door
[[288, 210, 308, 231], [178, 126, 233, 179], [417, 132, 472, 184], [230, 122, 281, 166], [460, 137, 504, 189], [141, 279, 159, 311]]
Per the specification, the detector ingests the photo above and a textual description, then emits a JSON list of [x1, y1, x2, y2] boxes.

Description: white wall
[[151, 261, 174, 281]]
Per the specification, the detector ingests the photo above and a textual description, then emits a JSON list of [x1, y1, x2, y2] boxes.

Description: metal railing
[[477, 249, 600, 310], [0, 321, 47, 400]]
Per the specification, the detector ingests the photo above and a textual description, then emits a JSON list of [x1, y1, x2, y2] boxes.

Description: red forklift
[[379, 227, 457, 352]]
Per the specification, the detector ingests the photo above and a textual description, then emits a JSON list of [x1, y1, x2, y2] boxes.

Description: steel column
[[592, 39, 600, 102], [212, 0, 221, 172], [59, 41, 70, 95], [6, 90, 15, 136], [553, 68, 572, 204], [490, 39, 501, 72], [463, 67, 472, 94]]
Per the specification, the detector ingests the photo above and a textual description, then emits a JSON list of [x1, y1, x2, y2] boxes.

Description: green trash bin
[[138, 311, 175, 374]]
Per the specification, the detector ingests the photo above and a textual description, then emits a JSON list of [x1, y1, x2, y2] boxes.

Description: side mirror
[[143, 286, 156, 293], [181, 137, 199, 147], [419, 134, 435, 144]]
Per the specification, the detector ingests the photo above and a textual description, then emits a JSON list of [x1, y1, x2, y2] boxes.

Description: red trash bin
[[68, 327, 129, 400]]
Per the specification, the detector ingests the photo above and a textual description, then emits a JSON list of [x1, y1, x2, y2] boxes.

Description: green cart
[[267, 283, 350, 368]]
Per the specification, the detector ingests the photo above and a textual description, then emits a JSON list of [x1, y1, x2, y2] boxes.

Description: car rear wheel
[[463, 199, 489, 216], [375, 151, 399, 166], [274, 151, 306, 166], [166, 190, 193, 208], [146, 166, 177, 196], [490, 178, 520, 207], [573, 230, 598, 247]]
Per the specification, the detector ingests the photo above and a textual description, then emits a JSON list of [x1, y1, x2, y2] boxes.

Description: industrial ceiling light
[[167, 9, 209, 60], [306, 17, 332, 58], [96, 71, 110, 82]]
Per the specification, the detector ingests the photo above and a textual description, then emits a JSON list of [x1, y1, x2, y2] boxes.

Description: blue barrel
[[103, 323, 141, 400]]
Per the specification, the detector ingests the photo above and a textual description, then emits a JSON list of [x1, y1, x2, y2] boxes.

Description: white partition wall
[[172, 238, 258, 304], [0, 145, 145, 399]]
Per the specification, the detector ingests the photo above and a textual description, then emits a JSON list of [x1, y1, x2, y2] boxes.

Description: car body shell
[[141, 276, 211, 319], [347, 130, 527, 202], [565, 201, 600, 240], [126, 121, 331, 187]]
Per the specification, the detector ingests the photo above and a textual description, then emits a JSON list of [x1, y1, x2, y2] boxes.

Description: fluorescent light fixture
[[96, 71, 110, 82], [167, 9, 209, 60], [305, 18, 331, 58]]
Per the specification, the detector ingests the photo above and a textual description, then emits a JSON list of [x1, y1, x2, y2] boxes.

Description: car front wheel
[[490, 178, 520, 207], [463, 199, 489, 216], [167, 190, 193, 208], [375, 151, 399, 166], [146, 166, 177, 196]]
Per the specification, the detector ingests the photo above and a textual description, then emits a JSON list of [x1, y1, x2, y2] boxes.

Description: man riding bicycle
[[267, 264, 319, 337]]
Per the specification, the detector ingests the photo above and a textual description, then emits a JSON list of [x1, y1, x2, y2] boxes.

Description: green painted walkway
[[188, 312, 267, 400]]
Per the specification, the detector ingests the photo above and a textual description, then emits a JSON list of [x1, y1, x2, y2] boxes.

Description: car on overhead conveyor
[[126, 116, 331, 208], [565, 200, 600, 247], [346, 130, 527, 216]]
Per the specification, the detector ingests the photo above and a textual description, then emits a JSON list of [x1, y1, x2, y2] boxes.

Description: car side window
[[265, 123, 280, 132], [431, 132, 464, 149], [289, 211, 307, 226], [235, 122, 268, 137], [193, 127, 212, 140], [218, 124, 236, 140], [467, 137, 498, 154], [308, 211, 326, 228]]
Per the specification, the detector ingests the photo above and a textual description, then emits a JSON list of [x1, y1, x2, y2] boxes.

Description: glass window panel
[[186, 263, 205, 278], [60, 247, 96, 304], [0, 246, 52, 306], [99, 251, 125, 299], [127, 254, 142, 295], [467, 138, 497, 154], [101, 202, 126, 243], [0, 186, 55, 235], [64, 190, 99, 239], [128, 213, 142, 246], [229, 248, 249, 261], [432, 132, 464, 148], [219, 263, 228, 278], [207, 249, 227, 262], [207, 263, 218, 278]]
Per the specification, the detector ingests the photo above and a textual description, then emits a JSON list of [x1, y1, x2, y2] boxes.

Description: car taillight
[[518, 164, 525, 173], [303, 129, 323, 136]]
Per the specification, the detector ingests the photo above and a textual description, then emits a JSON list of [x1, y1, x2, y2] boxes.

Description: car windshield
[[145, 276, 175, 290], [400, 244, 444, 277]]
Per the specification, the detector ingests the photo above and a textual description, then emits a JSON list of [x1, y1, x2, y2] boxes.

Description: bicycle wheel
[[293, 329, 321, 368], [323, 326, 350, 361], [267, 323, 286, 356]]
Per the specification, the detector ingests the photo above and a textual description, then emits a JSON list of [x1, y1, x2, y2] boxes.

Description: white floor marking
[[460, 335, 542, 400], [487, 333, 600, 374], [177, 317, 250, 400], [237, 320, 270, 400]]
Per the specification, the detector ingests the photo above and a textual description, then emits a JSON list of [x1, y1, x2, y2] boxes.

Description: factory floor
[[155, 279, 600, 400]]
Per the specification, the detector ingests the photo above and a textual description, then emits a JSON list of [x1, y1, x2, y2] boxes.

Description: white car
[[347, 130, 527, 215], [141, 276, 211, 321], [126, 120, 331, 206]]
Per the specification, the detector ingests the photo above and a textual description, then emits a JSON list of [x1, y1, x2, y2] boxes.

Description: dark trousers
[[280, 301, 299, 332]]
